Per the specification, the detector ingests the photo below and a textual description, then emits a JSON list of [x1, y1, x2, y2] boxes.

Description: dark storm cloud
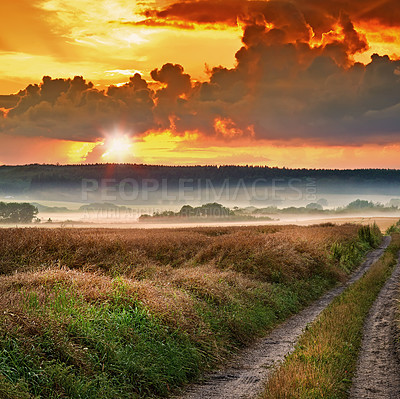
[[1, 75, 157, 141], [150, 63, 193, 129], [169, 35, 400, 144]]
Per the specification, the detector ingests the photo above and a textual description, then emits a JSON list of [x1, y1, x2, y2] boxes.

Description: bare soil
[[349, 252, 400, 399], [175, 237, 391, 399]]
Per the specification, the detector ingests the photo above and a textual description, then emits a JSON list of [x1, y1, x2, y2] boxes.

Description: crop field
[[0, 224, 382, 398]]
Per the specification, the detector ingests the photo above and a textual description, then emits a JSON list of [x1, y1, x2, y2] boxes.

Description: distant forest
[[1, 164, 400, 197]]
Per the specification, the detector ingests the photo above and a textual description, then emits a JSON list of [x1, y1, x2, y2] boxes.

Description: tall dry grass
[[0, 224, 360, 279]]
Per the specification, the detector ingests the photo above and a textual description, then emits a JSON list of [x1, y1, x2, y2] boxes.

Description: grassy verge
[[262, 233, 400, 399], [0, 224, 382, 398], [386, 219, 400, 235]]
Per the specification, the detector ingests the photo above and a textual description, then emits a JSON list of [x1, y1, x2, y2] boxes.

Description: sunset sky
[[1, 0, 400, 167]]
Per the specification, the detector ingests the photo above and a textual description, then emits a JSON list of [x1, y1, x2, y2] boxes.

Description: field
[[0, 224, 382, 398], [286, 215, 400, 232], [5, 213, 400, 234]]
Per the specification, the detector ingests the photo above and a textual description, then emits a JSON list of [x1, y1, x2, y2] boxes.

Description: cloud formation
[[1, 0, 400, 147], [1, 75, 156, 141], [141, 0, 400, 31]]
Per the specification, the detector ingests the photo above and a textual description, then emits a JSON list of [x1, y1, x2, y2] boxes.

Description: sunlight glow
[[354, 23, 400, 63], [102, 134, 134, 162]]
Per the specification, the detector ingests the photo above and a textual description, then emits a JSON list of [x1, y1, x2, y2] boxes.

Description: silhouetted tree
[[0, 202, 38, 223]]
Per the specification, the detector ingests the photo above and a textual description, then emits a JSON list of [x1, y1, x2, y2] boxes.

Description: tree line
[[2, 164, 400, 196]]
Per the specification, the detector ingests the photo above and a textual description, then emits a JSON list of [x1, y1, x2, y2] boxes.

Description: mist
[[1, 164, 400, 229]]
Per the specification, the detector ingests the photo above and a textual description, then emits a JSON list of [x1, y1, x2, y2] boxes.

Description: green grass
[[262, 233, 400, 399], [330, 223, 381, 273], [1, 284, 202, 399]]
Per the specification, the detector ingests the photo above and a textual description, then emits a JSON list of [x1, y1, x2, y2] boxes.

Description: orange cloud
[[142, 0, 243, 26]]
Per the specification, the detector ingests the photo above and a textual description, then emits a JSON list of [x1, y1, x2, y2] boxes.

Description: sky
[[0, 0, 400, 168]]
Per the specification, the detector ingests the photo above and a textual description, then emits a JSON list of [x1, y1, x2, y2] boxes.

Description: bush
[[358, 223, 382, 247]]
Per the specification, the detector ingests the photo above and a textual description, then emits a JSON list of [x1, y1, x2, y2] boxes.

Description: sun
[[102, 135, 133, 162]]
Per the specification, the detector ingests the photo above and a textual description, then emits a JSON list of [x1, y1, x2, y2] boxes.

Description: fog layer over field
[[1, 165, 400, 227]]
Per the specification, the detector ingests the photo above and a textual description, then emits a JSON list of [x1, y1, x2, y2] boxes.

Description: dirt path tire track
[[174, 236, 392, 399], [349, 251, 400, 399]]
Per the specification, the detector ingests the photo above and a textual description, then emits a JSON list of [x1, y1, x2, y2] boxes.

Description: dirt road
[[349, 252, 400, 399], [175, 237, 391, 399]]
